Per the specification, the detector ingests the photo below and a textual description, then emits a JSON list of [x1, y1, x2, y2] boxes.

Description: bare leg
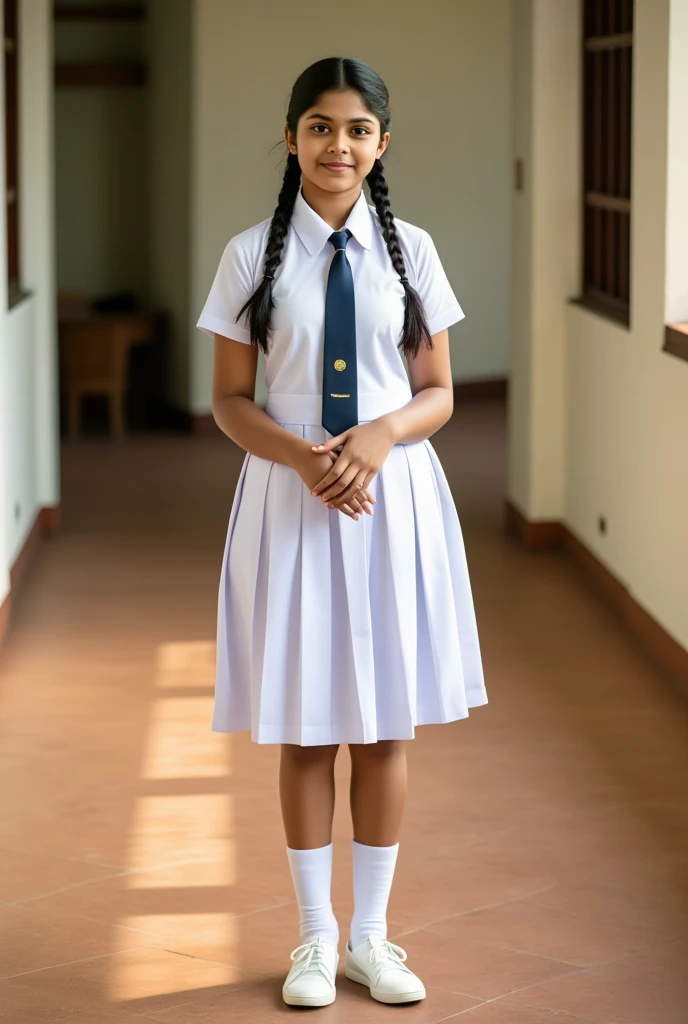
[[280, 744, 341, 1003], [348, 740, 407, 846], [346, 740, 408, 952], [279, 743, 340, 849]]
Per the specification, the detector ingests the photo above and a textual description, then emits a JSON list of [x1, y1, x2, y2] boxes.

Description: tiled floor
[[1, 399, 687, 1023]]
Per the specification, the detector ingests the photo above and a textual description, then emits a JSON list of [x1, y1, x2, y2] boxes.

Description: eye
[[310, 124, 370, 136]]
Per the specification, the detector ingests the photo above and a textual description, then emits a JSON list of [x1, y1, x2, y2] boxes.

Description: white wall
[[54, 9, 148, 298], [54, 0, 193, 409], [665, 0, 688, 325], [3, 300, 38, 568], [146, 0, 192, 409], [508, 0, 534, 515], [566, 0, 688, 652], [0, 0, 58, 601], [510, 0, 688, 653], [509, 0, 579, 521], [0, 1, 10, 606], [190, 0, 513, 414]]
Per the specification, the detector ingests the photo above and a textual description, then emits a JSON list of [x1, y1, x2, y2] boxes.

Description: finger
[[322, 495, 361, 521], [311, 458, 350, 497], [329, 493, 372, 516], [328, 470, 369, 509], [333, 496, 362, 515], [360, 487, 376, 505], [311, 430, 350, 454], [346, 495, 367, 516], [337, 501, 360, 521], [319, 465, 360, 503]]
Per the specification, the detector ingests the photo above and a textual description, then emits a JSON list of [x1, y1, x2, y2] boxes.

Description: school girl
[[197, 56, 488, 1008]]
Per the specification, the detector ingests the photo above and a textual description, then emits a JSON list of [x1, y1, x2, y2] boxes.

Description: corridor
[[0, 400, 686, 1023]]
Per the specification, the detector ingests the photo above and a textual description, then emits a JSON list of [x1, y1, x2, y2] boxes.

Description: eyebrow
[[305, 113, 376, 124]]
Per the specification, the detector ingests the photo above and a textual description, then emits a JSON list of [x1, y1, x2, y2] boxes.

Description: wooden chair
[[58, 291, 160, 439]]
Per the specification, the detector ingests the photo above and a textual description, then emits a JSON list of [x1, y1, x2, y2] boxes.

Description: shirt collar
[[291, 186, 374, 256]]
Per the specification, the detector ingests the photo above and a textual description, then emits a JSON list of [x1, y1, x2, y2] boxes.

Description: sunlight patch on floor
[[108, 640, 237, 1003], [141, 697, 228, 779]]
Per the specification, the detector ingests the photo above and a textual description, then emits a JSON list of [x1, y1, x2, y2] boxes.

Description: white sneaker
[[282, 937, 339, 1007], [345, 936, 426, 1004]]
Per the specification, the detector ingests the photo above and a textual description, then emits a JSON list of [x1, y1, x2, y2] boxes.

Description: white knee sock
[[286, 843, 339, 949], [350, 839, 400, 949]]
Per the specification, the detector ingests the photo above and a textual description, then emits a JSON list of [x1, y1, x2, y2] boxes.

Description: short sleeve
[[411, 229, 465, 336], [196, 235, 256, 344]]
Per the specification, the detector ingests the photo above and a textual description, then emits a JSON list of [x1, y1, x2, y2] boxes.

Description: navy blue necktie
[[322, 228, 358, 437]]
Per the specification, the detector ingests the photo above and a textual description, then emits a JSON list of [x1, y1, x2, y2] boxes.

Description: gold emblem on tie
[[334, 359, 346, 371]]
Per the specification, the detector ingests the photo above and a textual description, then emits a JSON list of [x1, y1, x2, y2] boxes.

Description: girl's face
[[286, 88, 390, 192]]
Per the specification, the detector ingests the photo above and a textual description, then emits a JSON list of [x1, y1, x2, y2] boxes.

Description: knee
[[281, 743, 339, 770], [349, 739, 406, 767]]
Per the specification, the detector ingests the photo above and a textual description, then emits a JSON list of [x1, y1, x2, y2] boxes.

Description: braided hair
[[235, 57, 433, 359]]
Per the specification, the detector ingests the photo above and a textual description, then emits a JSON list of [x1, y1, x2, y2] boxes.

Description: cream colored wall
[[4, 300, 39, 565], [54, 11, 148, 298], [0, 0, 58, 601], [665, 0, 688, 324], [0, 0, 10, 604], [509, 0, 579, 520], [565, 0, 688, 651], [508, 0, 534, 514], [54, 1, 193, 407], [510, 0, 688, 652], [190, 0, 513, 414], [146, 0, 192, 409]]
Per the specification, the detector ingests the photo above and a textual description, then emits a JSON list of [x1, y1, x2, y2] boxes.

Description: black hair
[[235, 57, 433, 358]]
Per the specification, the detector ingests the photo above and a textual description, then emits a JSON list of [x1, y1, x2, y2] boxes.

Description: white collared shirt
[[197, 186, 464, 399]]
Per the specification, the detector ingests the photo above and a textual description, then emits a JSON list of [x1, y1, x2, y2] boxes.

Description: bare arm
[[211, 333, 311, 467], [380, 326, 454, 445], [211, 332, 374, 521]]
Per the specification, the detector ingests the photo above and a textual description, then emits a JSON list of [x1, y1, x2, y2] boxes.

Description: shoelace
[[367, 937, 414, 977], [289, 938, 335, 984]]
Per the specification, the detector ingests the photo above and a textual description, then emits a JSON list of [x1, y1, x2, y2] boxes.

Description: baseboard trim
[[0, 505, 60, 652], [504, 499, 688, 696], [503, 501, 562, 552], [0, 592, 9, 652]]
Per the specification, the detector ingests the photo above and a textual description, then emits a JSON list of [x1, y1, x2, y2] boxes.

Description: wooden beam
[[55, 62, 147, 87], [54, 3, 145, 20], [585, 191, 631, 214], [585, 32, 633, 52]]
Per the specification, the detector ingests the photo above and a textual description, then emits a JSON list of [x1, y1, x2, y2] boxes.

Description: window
[[582, 0, 633, 326], [4, 0, 20, 307]]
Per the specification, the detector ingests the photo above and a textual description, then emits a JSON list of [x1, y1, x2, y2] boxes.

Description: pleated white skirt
[[212, 391, 488, 745]]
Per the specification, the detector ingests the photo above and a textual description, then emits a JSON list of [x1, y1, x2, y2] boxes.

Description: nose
[[327, 130, 351, 153]]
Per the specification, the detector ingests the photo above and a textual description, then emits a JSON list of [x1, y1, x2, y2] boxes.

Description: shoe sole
[[345, 964, 426, 1004], [282, 987, 336, 1007]]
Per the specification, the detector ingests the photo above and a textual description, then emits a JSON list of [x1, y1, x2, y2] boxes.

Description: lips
[[323, 163, 353, 168]]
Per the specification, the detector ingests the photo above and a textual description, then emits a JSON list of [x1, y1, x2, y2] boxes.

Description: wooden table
[[58, 306, 161, 439]]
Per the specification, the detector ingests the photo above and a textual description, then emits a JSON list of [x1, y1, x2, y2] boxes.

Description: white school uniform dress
[[197, 185, 487, 746]]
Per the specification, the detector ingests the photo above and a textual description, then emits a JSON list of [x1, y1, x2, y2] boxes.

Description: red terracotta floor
[[0, 399, 687, 1023]]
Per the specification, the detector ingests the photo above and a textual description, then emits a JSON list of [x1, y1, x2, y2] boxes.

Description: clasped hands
[[295, 419, 397, 522]]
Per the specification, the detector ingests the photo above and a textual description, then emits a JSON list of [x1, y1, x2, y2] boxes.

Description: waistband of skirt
[[264, 389, 413, 426]]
